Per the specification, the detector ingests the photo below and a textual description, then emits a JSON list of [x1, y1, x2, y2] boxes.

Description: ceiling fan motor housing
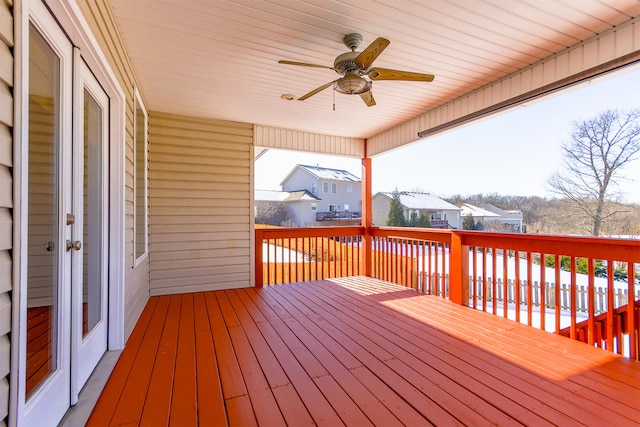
[[334, 51, 362, 75]]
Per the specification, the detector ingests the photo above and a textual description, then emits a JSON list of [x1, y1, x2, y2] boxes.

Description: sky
[[255, 64, 640, 204]]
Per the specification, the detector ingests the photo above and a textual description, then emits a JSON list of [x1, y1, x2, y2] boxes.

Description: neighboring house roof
[[284, 190, 320, 202], [280, 164, 361, 185], [376, 192, 461, 211], [480, 203, 523, 220], [255, 189, 319, 202], [460, 203, 500, 218]]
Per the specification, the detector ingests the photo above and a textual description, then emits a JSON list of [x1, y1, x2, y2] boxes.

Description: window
[[133, 89, 148, 264], [347, 184, 353, 192], [344, 204, 350, 211], [323, 182, 329, 193], [329, 204, 339, 212], [331, 183, 337, 193], [311, 182, 317, 194], [311, 203, 317, 211]]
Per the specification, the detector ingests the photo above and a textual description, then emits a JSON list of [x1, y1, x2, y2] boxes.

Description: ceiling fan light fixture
[[335, 74, 371, 95]]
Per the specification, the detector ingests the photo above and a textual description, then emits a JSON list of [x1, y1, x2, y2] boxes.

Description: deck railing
[[255, 226, 640, 360]]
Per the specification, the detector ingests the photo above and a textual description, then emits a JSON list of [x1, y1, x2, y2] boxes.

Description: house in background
[[373, 192, 462, 229], [480, 203, 525, 232], [254, 189, 320, 227], [277, 165, 362, 226], [461, 203, 524, 232]]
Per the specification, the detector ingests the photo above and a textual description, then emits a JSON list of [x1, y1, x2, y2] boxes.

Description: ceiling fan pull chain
[[333, 86, 336, 111]]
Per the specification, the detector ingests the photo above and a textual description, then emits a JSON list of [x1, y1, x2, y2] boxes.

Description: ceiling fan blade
[[368, 67, 435, 82], [359, 91, 376, 107], [278, 60, 338, 71], [298, 79, 340, 101], [354, 37, 390, 70]]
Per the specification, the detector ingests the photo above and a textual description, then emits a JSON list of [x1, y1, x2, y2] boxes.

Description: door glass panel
[[27, 24, 60, 398], [82, 89, 103, 337]]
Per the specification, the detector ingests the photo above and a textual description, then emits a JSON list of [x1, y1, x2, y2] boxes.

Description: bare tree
[[547, 109, 640, 236], [255, 202, 295, 226]]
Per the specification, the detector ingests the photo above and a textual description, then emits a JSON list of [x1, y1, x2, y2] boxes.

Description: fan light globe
[[335, 74, 372, 95]]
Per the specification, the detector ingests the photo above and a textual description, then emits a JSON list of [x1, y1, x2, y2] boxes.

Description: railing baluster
[[540, 253, 546, 331], [555, 254, 561, 334], [503, 249, 508, 319], [628, 262, 637, 359], [482, 247, 487, 312], [492, 248, 497, 315], [527, 252, 533, 326], [570, 255, 577, 339], [515, 250, 521, 323], [588, 258, 595, 345]]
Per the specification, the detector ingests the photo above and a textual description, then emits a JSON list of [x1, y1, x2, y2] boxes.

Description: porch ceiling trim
[[367, 16, 640, 157], [254, 125, 365, 157]]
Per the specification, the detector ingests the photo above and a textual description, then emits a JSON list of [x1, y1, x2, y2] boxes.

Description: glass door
[[71, 54, 109, 401], [24, 1, 110, 424], [24, 7, 73, 425]]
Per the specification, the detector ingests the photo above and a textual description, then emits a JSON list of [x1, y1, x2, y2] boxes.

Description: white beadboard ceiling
[[109, 0, 640, 141]]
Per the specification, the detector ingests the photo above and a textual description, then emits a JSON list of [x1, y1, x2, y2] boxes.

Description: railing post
[[449, 232, 469, 306], [361, 152, 372, 277], [255, 228, 264, 286]]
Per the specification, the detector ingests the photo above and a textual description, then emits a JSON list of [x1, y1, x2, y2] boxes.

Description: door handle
[[66, 240, 82, 251]]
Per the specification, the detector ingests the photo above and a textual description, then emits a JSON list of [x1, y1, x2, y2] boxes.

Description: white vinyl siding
[[0, 0, 12, 421], [149, 112, 253, 295]]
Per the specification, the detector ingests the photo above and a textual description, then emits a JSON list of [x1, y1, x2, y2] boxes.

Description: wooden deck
[[87, 277, 640, 426]]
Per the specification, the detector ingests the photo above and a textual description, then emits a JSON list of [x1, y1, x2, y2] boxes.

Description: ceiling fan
[[279, 33, 434, 107]]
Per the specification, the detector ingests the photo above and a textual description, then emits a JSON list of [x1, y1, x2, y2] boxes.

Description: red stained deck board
[[170, 294, 198, 426], [86, 297, 158, 426], [90, 277, 640, 427], [192, 292, 228, 426], [139, 295, 181, 426], [203, 292, 248, 400]]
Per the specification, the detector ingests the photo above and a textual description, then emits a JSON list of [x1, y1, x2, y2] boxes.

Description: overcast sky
[[255, 64, 640, 204]]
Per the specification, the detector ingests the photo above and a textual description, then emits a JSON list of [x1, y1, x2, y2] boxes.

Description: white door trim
[[10, 0, 126, 425]]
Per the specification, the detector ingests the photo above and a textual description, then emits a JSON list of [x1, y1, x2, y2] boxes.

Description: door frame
[[11, 0, 126, 424]]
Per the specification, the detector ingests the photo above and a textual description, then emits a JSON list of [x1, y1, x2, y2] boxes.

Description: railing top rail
[[257, 225, 365, 239], [369, 226, 453, 244], [457, 230, 640, 262]]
